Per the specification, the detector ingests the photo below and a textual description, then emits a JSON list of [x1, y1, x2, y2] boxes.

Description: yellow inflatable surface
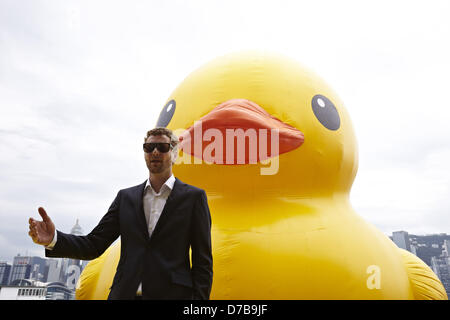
[[76, 52, 447, 300]]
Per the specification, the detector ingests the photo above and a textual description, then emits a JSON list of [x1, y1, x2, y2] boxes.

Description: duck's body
[[76, 52, 447, 300], [210, 197, 412, 299]]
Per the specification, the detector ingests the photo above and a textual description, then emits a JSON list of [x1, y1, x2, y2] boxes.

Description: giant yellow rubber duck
[[76, 52, 447, 300]]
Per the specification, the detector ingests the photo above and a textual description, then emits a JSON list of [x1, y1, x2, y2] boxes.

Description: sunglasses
[[143, 142, 172, 153]]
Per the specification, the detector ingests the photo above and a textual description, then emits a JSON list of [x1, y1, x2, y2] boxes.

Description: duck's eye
[[311, 95, 340, 130], [156, 99, 176, 127]]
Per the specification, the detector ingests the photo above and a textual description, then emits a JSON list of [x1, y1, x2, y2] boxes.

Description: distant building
[[1, 219, 91, 300], [431, 238, 450, 297], [67, 219, 84, 270], [0, 262, 11, 285], [443, 240, 450, 257], [9, 255, 47, 284], [0, 279, 46, 300], [431, 256, 450, 297], [405, 233, 450, 298], [29, 257, 47, 282], [9, 256, 31, 284], [0, 279, 74, 300], [45, 219, 87, 289], [70, 219, 84, 236], [390, 232, 450, 297], [46, 281, 74, 300], [408, 233, 450, 266], [392, 231, 411, 252], [65, 219, 87, 290], [46, 258, 66, 283]]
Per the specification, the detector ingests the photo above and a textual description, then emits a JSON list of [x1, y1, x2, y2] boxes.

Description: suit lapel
[[134, 180, 149, 238], [150, 177, 184, 240]]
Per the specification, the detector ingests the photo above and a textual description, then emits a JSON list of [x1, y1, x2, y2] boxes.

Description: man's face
[[144, 134, 173, 175]]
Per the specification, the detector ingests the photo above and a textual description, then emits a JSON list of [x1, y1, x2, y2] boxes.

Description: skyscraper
[[65, 219, 86, 291], [70, 219, 83, 236], [46, 259, 65, 283], [392, 231, 411, 252], [443, 240, 450, 257], [0, 262, 11, 285], [431, 255, 450, 297], [67, 219, 84, 271], [9, 256, 47, 284], [9, 256, 31, 284]]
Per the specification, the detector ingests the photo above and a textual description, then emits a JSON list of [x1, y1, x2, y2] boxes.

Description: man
[[28, 127, 213, 300]]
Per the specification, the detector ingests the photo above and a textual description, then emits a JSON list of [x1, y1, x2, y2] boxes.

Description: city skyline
[[0, 218, 89, 300]]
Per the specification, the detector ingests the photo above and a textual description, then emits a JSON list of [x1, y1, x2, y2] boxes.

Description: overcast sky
[[1, 0, 449, 263]]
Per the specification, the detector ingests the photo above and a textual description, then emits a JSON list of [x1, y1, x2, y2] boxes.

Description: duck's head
[[155, 52, 358, 199]]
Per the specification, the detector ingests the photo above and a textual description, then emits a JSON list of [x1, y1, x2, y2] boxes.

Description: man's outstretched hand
[[29, 207, 55, 246]]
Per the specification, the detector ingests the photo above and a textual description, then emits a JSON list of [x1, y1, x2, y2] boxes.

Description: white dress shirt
[[138, 174, 175, 295], [46, 174, 176, 296], [143, 174, 175, 238]]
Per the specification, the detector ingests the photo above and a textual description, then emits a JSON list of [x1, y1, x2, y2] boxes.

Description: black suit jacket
[[46, 178, 213, 300]]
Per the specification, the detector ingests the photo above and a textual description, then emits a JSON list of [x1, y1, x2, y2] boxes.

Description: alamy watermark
[[366, 265, 381, 290], [173, 121, 281, 175]]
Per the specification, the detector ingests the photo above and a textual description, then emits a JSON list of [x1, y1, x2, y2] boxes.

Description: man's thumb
[[38, 207, 50, 222]]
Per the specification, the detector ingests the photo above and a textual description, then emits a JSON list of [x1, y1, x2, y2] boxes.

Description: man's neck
[[149, 171, 172, 194]]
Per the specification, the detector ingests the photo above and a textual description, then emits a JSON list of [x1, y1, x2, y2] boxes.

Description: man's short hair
[[145, 127, 179, 148]]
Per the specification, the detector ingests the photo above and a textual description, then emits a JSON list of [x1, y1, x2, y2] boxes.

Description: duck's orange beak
[[179, 99, 304, 164]]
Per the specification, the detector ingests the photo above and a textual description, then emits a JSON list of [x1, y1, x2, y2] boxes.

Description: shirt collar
[[145, 174, 175, 194]]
